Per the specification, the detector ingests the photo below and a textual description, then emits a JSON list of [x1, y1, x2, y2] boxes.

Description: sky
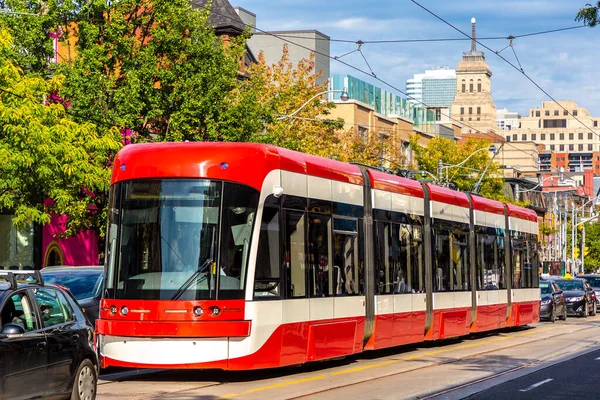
[[232, 0, 600, 117]]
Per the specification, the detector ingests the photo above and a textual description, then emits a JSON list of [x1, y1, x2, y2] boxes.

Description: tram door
[[332, 219, 359, 297]]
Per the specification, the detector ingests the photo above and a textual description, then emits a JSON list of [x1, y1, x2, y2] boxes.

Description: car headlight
[[568, 296, 584, 302], [541, 299, 551, 305]]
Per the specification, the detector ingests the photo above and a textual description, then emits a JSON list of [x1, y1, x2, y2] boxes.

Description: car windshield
[[42, 270, 103, 300], [554, 279, 584, 291], [583, 277, 600, 288], [540, 281, 552, 295]]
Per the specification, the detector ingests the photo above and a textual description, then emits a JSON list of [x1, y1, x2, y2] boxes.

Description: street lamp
[[276, 88, 349, 121], [437, 145, 497, 187]]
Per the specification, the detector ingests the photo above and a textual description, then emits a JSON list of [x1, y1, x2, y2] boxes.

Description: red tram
[[96, 142, 540, 369]]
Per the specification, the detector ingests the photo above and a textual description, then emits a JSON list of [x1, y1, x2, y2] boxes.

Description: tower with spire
[[450, 18, 498, 134]]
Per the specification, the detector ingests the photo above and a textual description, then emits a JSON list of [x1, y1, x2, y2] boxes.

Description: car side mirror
[[1, 323, 25, 336], [553, 290, 563, 296]]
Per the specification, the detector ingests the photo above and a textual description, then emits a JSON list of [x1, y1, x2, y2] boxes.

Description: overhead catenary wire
[[410, 0, 600, 141], [263, 25, 586, 44], [209, 8, 541, 164]]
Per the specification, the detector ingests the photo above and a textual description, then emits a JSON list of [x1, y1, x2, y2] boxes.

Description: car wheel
[[562, 307, 567, 321], [70, 359, 97, 400], [582, 302, 588, 318], [550, 306, 556, 323]]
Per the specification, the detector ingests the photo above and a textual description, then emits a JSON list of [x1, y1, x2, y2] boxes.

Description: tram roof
[[425, 183, 470, 208], [111, 142, 363, 190], [368, 170, 424, 198], [470, 195, 505, 215], [505, 203, 538, 223]]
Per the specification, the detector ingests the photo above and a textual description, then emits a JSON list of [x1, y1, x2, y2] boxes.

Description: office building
[[497, 108, 520, 131]]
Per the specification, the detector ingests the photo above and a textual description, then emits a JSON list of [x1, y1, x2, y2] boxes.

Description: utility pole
[[581, 224, 586, 272], [571, 201, 575, 268]]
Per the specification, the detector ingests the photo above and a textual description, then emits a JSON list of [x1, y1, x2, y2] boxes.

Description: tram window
[[497, 235, 506, 289], [477, 234, 500, 290], [412, 226, 425, 293], [282, 195, 307, 211], [434, 233, 450, 292], [333, 202, 363, 218], [309, 198, 331, 214], [434, 225, 470, 292], [308, 214, 332, 297], [333, 221, 359, 296], [396, 224, 413, 293], [375, 221, 391, 294], [512, 237, 524, 289], [255, 207, 281, 299], [284, 211, 306, 298], [218, 183, 259, 299]]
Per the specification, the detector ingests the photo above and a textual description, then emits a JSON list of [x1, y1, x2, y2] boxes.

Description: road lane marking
[[221, 376, 326, 399], [218, 324, 578, 398], [519, 378, 553, 392]]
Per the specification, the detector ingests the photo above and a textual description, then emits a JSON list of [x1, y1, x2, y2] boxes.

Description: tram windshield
[[105, 179, 258, 300]]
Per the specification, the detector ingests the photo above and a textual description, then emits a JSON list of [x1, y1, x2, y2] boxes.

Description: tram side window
[[332, 217, 360, 296], [530, 234, 540, 288], [284, 211, 307, 298], [254, 207, 281, 298], [412, 225, 425, 293], [308, 214, 332, 297], [477, 233, 501, 290], [375, 221, 390, 294], [497, 235, 507, 289], [512, 235, 525, 289], [434, 223, 470, 292]]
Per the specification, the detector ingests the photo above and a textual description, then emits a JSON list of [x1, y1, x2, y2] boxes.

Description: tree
[[245, 45, 342, 158], [576, 2, 600, 26], [581, 222, 600, 272], [0, 27, 121, 235], [56, 0, 267, 143], [409, 136, 507, 201]]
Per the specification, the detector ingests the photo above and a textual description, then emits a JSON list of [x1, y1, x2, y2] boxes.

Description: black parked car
[[577, 274, 600, 310], [539, 279, 567, 322], [0, 271, 97, 400], [41, 266, 103, 326], [553, 278, 596, 317]]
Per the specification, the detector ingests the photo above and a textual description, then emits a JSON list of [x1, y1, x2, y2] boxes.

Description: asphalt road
[[97, 317, 600, 400], [466, 349, 600, 399]]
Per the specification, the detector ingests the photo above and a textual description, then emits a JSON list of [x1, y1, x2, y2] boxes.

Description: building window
[[477, 117, 480, 121], [506, 136, 511, 142], [545, 110, 550, 116], [477, 83, 482, 92], [460, 107, 464, 114], [579, 144, 584, 151], [462, 84, 466, 93], [357, 126, 369, 140], [591, 132, 595, 139], [589, 144, 594, 151], [532, 134, 536, 141], [550, 145, 555, 150], [543, 119, 567, 128], [564, 110, 568, 116], [541, 133, 546, 140], [435, 108, 441, 121], [470, 83, 474, 92], [550, 133, 555, 140], [569, 133, 574, 140], [536, 111, 540, 117], [579, 132, 584, 140], [469, 117, 472, 121], [560, 133, 564, 140], [460, 117, 464, 121], [512, 134, 517, 141], [573, 110, 578, 116], [560, 145, 564, 151], [554, 110, 559, 116], [477, 107, 481, 114], [522, 134, 527, 141], [569, 144, 574, 151], [469, 107, 472, 114], [594, 121, 598, 127]]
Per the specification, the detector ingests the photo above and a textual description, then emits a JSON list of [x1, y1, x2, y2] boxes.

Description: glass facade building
[[330, 74, 434, 128], [422, 78, 456, 107]]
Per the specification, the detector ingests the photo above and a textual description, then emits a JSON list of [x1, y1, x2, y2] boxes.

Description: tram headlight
[[193, 306, 203, 317], [120, 306, 129, 316], [211, 306, 221, 316], [109, 305, 117, 315]]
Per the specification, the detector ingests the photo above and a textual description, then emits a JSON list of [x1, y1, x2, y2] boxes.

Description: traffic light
[[585, 246, 590, 256], [574, 247, 580, 258]]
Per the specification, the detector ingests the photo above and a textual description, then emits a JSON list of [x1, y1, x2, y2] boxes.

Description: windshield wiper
[[170, 258, 213, 301]]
